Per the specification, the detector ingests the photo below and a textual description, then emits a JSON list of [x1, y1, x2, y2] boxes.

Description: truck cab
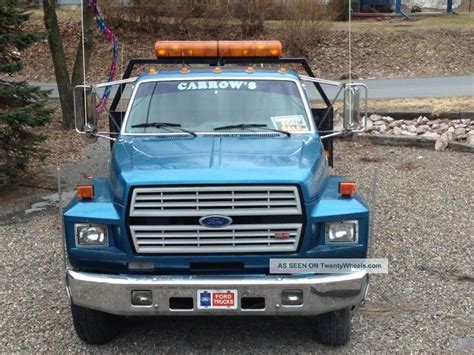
[[65, 40, 369, 346]]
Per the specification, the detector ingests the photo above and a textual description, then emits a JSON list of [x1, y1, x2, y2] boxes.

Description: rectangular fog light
[[131, 290, 153, 306], [282, 289, 304, 306]]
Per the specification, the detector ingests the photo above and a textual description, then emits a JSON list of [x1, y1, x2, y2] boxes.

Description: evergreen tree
[[0, 0, 53, 186]]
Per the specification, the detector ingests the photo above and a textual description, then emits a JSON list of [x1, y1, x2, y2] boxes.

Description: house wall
[[401, 0, 462, 9]]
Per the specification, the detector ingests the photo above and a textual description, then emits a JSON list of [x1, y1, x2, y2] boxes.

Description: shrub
[[101, 0, 235, 38], [330, 0, 350, 21], [99, 0, 335, 54], [234, 0, 273, 37], [0, 0, 53, 187], [278, 0, 334, 56]]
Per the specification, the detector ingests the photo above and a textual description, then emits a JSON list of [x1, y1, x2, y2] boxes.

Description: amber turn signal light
[[77, 184, 94, 199], [339, 182, 356, 197]]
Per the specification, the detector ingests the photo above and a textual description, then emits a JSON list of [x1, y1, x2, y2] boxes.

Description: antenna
[[347, 0, 353, 121], [348, 0, 352, 84], [369, 168, 379, 258], [81, 0, 87, 125]]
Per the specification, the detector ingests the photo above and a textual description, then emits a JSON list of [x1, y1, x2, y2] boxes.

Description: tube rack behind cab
[[108, 40, 335, 166]]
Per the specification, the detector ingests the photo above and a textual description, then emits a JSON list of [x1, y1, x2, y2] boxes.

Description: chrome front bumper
[[67, 270, 368, 316]]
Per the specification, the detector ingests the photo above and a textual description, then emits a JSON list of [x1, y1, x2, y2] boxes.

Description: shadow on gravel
[[112, 316, 330, 351]]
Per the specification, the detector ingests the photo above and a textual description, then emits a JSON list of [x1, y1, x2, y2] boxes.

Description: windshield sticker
[[177, 81, 257, 91], [271, 115, 308, 132]]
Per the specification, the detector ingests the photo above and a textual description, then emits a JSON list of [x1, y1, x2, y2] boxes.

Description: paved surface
[[307, 75, 474, 100], [33, 75, 474, 101], [0, 141, 473, 352]]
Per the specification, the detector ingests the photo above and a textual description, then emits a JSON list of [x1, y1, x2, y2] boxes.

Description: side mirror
[[343, 85, 361, 131], [74, 85, 98, 143]]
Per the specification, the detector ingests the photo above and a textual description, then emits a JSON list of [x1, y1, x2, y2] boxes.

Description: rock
[[467, 131, 474, 145], [416, 116, 423, 124], [448, 126, 455, 133], [437, 123, 449, 132], [454, 134, 467, 141], [382, 116, 395, 123], [401, 124, 407, 130], [447, 132, 454, 141], [416, 125, 430, 134], [451, 119, 461, 124], [428, 119, 440, 126], [373, 120, 385, 126], [421, 117, 429, 124], [407, 125, 417, 134], [366, 120, 374, 131], [454, 127, 466, 136], [393, 126, 402, 135], [369, 114, 382, 122], [461, 119, 471, 125], [375, 124, 387, 133], [401, 131, 417, 136], [421, 132, 439, 139], [435, 133, 449, 151]]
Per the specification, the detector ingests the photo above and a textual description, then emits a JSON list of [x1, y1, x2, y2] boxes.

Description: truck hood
[[110, 135, 328, 202]]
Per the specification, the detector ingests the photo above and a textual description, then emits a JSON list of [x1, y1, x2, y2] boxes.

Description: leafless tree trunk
[[42, 0, 94, 129]]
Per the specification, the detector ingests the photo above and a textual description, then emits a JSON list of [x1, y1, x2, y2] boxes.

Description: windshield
[[124, 79, 311, 134]]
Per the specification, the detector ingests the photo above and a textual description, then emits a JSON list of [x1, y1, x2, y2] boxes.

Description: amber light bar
[[155, 40, 282, 58]]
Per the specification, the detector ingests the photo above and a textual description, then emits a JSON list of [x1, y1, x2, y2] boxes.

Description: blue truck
[[65, 40, 369, 346]]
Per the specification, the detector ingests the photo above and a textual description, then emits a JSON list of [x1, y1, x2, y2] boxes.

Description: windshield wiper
[[213, 123, 290, 136], [131, 122, 197, 137]]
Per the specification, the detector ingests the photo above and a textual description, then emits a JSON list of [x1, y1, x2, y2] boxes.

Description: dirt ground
[[0, 103, 86, 209], [9, 10, 474, 83]]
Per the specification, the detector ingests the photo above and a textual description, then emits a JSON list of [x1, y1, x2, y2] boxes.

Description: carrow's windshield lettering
[[124, 79, 311, 134]]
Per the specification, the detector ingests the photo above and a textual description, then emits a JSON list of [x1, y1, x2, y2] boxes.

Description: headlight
[[75, 224, 108, 246], [325, 220, 358, 243]]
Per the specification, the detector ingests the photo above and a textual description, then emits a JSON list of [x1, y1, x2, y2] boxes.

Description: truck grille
[[130, 224, 302, 254], [130, 186, 302, 217], [128, 185, 303, 254]]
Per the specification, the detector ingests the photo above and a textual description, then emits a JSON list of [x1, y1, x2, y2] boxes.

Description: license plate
[[197, 290, 238, 309]]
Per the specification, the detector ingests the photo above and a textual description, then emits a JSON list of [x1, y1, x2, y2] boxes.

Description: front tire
[[71, 304, 122, 344], [317, 307, 352, 346]]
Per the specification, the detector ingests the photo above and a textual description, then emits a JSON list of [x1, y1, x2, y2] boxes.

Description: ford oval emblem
[[199, 215, 233, 228]]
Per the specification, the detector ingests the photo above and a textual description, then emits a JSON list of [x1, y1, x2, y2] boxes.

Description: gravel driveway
[[1, 141, 472, 353]]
